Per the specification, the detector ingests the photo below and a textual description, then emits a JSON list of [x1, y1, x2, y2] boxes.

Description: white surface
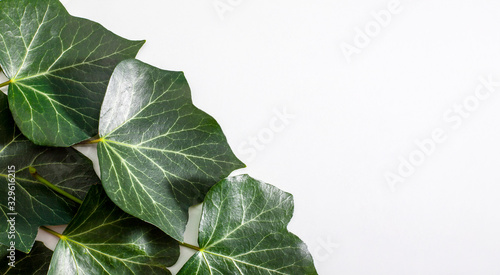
[[35, 0, 500, 274]]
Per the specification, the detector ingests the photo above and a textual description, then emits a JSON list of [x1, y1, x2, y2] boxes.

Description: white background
[[35, 0, 500, 274]]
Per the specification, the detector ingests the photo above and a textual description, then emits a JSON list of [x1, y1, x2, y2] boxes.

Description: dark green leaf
[[0, 241, 53, 274], [0, 92, 98, 253], [48, 185, 179, 274], [179, 175, 318, 275], [97, 59, 245, 241], [0, 0, 145, 146]]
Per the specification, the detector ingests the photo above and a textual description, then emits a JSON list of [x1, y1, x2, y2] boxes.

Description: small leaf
[[179, 175, 318, 275], [97, 59, 245, 241], [0, 0, 145, 146], [0, 92, 98, 253], [48, 185, 179, 274], [0, 241, 53, 274]]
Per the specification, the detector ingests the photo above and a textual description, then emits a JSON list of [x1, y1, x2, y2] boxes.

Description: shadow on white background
[[33, 0, 500, 274]]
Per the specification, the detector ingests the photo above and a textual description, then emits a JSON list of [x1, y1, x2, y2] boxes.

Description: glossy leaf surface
[[48, 185, 179, 274], [0, 0, 144, 146], [97, 59, 244, 241], [0, 241, 53, 274], [179, 175, 318, 275], [0, 93, 98, 253]]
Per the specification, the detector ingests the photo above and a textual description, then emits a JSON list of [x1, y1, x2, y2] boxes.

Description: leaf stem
[[0, 80, 11, 89], [77, 137, 103, 145], [178, 241, 202, 251], [29, 167, 83, 205], [40, 226, 65, 239]]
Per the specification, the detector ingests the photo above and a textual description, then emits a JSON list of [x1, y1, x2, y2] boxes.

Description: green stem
[[0, 80, 10, 88], [29, 167, 83, 205], [40, 226, 65, 239], [77, 137, 103, 145], [178, 241, 202, 251]]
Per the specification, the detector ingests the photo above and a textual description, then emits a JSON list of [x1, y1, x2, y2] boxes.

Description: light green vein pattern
[[178, 175, 318, 275], [0, 92, 99, 253], [97, 59, 245, 241], [0, 0, 144, 146], [0, 241, 53, 274], [48, 185, 179, 275]]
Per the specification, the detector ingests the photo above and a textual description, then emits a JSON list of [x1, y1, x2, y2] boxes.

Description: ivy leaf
[[0, 0, 145, 146], [179, 175, 318, 275], [97, 59, 245, 241], [0, 241, 53, 274], [48, 185, 179, 274], [0, 92, 99, 253]]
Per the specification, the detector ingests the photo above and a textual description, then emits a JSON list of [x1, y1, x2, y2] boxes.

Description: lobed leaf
[[0, 0, 145, 146], [179, 175, 318, 275], [0, 92, 99, 253], [48, 185, 179, 274], [97, 59, 245, 241]]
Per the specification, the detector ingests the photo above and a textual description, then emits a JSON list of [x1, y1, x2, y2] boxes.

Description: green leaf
[[0, 0, 145, 146], [0, 241, 53, 274], [97, 59, 245, 241], [48, 185, 179, 274], [0, 92, 98, 253], [178, 175, 318, 275]]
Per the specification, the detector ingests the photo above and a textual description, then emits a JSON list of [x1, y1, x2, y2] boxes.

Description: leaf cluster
[[0, 0, 318, 274]]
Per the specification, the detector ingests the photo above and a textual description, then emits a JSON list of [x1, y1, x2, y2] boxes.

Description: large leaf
[[0, 241, 53, 274], [48, 185, 179, 274], [0, 0, 145, 146], [178, 175, 318, 275], [97, 59, 245, 241], [0, 92, 98, 253]]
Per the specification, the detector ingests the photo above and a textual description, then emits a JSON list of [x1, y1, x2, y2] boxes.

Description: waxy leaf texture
[[0, 92, 98, 253], [0, 0, 318, 273], [0, 241, 53, 274], [48, 185, 179, 274], [179, 175, 318, 275], [97, 59, 245, 241], [0, 0, 144, 146]]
